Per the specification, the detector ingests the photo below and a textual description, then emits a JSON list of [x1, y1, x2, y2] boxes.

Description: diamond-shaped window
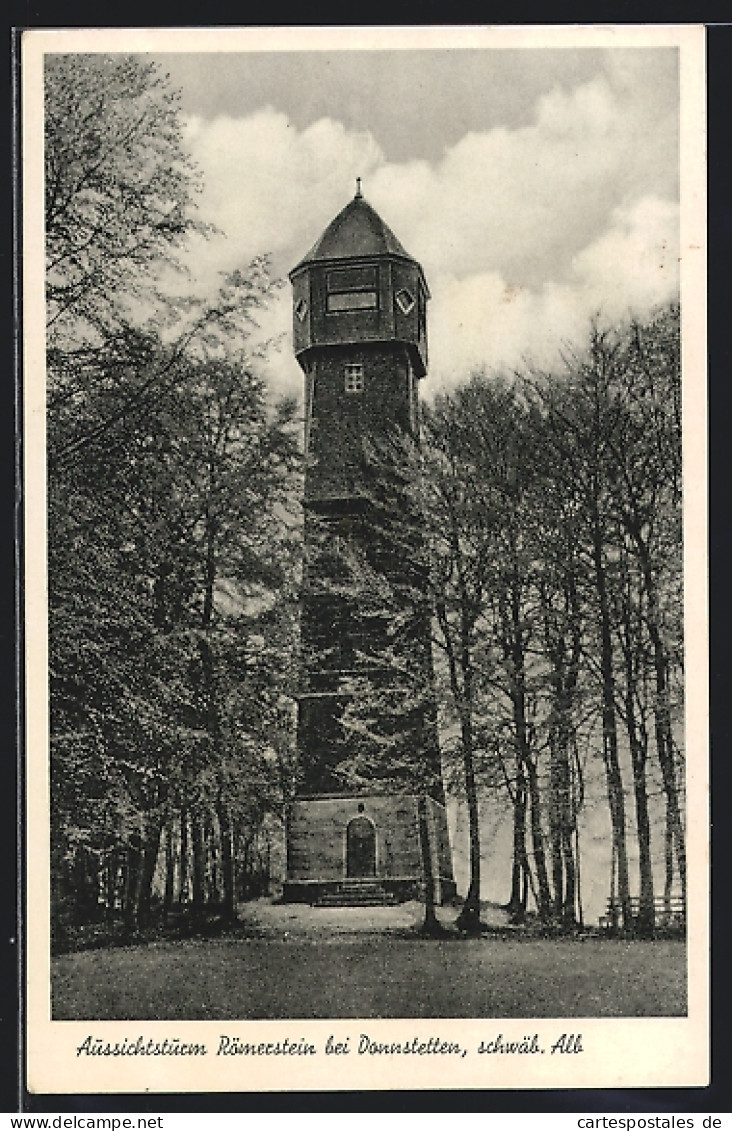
[[395, 288, 415, 316], [295, 298, 308, 322]]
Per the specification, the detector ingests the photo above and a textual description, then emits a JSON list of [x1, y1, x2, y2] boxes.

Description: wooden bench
[[599, 895, 685, 931]]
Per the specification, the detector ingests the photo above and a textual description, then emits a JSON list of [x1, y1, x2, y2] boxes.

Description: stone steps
[[314, 880, 398, 907]]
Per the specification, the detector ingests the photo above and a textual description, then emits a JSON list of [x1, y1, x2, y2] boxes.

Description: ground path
[[52, 899, 686, 1021]]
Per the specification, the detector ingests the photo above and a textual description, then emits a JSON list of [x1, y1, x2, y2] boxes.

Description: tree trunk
[[543, 576, 581, 929], [207, 817, 219, 904], [191, 813, 206, 924], [549, 733, 565, 920], [574, 820, 583, 928], [550, 713, 578, 929], [178, 806, 189, 904], [664, 802, 674, 912], [105, 854, 117, 924], [506, 769, 528, 921], [123, 839, 144, 934], [501, 578, 552, 920], [591, 516, 632, 929], [163, 821, 176, 914], [623, 654, 655, 936], [138, 819, 163, 926], [436, 598, 482, 934], [560, 821, 577, 928], [455, 707, 482, 933], [417, 796, 439, 933], [73, 847, 95, 921], [647, 609, 686, 904], [632, 525, 685, 906], [217, 802, 237, 923], [627, 723, 655, 936], [524, 756, 552, 918], [557, 726, 578, 928], [615, 560, 655, 937]]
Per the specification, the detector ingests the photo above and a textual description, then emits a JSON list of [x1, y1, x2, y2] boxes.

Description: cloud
[[425, 195, 680, 392], [178, 65, 679, 402], [183, 108, 383, 283], [367, 74, 678, 289], [570, 196, 679, 315]]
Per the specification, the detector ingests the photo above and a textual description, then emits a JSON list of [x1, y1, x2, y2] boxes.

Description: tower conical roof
[[291, 190, 418, 273]]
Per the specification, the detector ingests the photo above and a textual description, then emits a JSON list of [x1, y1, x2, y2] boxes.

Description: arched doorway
[[346, 815, 376, 878]]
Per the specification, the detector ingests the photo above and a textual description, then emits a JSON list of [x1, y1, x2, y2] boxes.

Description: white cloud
[[570, 196, 680, 315], [425, 195, 679, 393], [178, 67, 679, 403], [368, 75, 677, 288], [183, 108, 383, 282]]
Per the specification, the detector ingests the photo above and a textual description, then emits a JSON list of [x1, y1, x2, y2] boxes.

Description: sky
[[150, 42, 681, 402]]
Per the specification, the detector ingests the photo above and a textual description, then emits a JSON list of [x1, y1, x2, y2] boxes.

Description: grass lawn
[[52, 925, 686, 1021]]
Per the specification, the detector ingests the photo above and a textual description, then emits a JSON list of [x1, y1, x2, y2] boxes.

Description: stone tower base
[[283, 792, 456, 905]]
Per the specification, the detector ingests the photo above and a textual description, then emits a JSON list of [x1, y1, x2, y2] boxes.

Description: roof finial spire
[[355, 176, 362, 199]]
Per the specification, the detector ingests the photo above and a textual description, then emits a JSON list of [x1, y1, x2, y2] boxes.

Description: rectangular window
[[327, 291, 378, 313], [327, 266, 377, 292], [344, 364, 364, 393]]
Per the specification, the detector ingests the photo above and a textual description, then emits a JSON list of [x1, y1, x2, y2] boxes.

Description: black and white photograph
[[22, 24, 707, 1094]]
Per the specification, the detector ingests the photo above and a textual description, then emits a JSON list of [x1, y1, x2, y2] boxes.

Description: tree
[[528, 334, 632, 929], [422, 383, 536, 933], [165, 349, 300, 925], [422, 410, 487, 934], [426, 379, 570, 928], [611, 308, 685, 910], [49, 300, 301, 937], [46, 54, 302, 941], [524, 304, 683, 932], [529, 439, 585, 927], [419, 305, 681, 935], [45, 53, 203, 353]]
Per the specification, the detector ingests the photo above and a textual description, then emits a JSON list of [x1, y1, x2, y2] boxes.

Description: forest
[[44, 54, 684, 946]]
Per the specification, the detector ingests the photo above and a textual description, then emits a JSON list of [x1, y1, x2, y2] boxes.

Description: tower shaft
[[284, 187, 454, 904]]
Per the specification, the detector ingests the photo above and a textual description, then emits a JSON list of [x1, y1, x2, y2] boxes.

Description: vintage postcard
[[22, 24, 708, 1095]]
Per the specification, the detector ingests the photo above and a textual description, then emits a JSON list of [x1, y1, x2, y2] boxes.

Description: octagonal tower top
[[292, 183, 424, 273], [289, 184, 429, 376]]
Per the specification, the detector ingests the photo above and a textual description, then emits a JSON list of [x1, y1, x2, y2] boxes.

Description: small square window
[[344, 364, 364, 393]]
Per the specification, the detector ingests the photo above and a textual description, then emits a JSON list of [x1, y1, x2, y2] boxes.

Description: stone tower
[[284, 184, 455, 904]]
